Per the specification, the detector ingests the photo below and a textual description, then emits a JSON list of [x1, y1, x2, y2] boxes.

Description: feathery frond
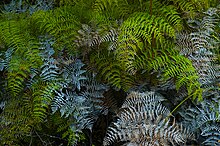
[[180, 99, 220, 145], [104, 91, 193, 146]]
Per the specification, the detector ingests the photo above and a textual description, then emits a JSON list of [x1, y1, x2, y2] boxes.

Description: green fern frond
[[0, 98, 32, 145], [0, 20, 26, 49], [30, 80, 61, 122], [120, 12, 175, 47], [7, 55, 29, 96], [33, 6, 79, 50], [163, 0, 194, 13], [93, 0, 128, 20], [156, 5, 183, 30], [94, 0, 119, 12], [90, 50, 135, 90]]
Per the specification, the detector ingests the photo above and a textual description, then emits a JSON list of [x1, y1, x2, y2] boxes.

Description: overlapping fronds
[[0, 15, 42, 96], [161, 0, 207, 17], [175, 8, 220, 97], [120, 12, 175, 48], [0, 98, 32, 145], [93, 0, 133, 19], [51, 66, 109, 145], [103, 91, 193, 146], [33, 6, 79, 50], [52, 58, 109, 133], [90, 49, 135, 90], [180, 99, 220, 145], [22, 37, 61, 122], [0, 48, 13, 71], [62, 59, 87, 90], [152, 2, 183, 30], [2, 0, 53, 14]]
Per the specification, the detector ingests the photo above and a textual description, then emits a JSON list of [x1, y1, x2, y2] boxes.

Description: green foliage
[[90, 49, 135, 90], [33, 6, 79, 51], [0, 0, 219, 145]]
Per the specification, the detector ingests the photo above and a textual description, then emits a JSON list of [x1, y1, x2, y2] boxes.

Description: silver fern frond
[[103, 91, 192, 146]]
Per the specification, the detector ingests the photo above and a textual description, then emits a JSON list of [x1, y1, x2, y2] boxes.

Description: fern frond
[[33, 6, 79, 50], [52, 71, 109, 131], [62, 59, 87, 90], [162, 0, 194, 15], [0, 98, 32, 145], [120, 12, 175, 48], [181, 99, 220, 145], [175, 8, 219, 97], [103, 91, 192, 146], [90, 50, 135, 90], [201, 125, 220, 145], [153, 2, 183, 31], [40, 58, 59, 81], [0, 48, 14, 69]]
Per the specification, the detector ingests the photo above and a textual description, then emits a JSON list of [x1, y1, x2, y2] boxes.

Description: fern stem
[[169, 95, 191, 117], [150, 0, 153, 16]]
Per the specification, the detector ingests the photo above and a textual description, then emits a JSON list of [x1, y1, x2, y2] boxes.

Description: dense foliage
[[0, 0, 219, 146]]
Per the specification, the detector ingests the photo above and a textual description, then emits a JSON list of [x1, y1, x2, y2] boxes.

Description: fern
[[2, 0, 53, 14], [33, 6, 80, 51], [175, 8, 220, 97], [50, 58, 110, 145], [90, 49, 135, 90], [180, 99, 220, 145], [0, 97, 32, 145], [0, 48, 13, 71], [62, 59, 87, 90], [103, 91, 193, 146], [120, 12, 175, 48], [40, 58, 59, 81]]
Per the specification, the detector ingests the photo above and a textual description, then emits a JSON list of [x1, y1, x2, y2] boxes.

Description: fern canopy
[[0, 0, 219, 146]]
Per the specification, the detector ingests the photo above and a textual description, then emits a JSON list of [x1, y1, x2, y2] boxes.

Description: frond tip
[[103, 91, 193, 146]]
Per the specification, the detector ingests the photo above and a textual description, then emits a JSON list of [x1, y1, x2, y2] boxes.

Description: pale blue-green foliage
[[2, 0, 53, 14], [3, 0, 28, 13], [183, 8, 219, 91], [52, 72, 109, 131], [40, 58, 59, 81], [28, 36, 59, 82], [0, 48, 14, 71], [51, 70, 109, 145], [180, 99, 220, 145], [28, 36, 110, 137], [62, 59, 87, 90], [103, 91, 192, 146], [0, 101, 5, 110], [28, 0, 54, 14], [39, 37, 55, 59]]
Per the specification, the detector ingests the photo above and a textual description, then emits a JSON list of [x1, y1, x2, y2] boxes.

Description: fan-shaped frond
[[103, 91, 193, 146], [180, 99, 220, 145]]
